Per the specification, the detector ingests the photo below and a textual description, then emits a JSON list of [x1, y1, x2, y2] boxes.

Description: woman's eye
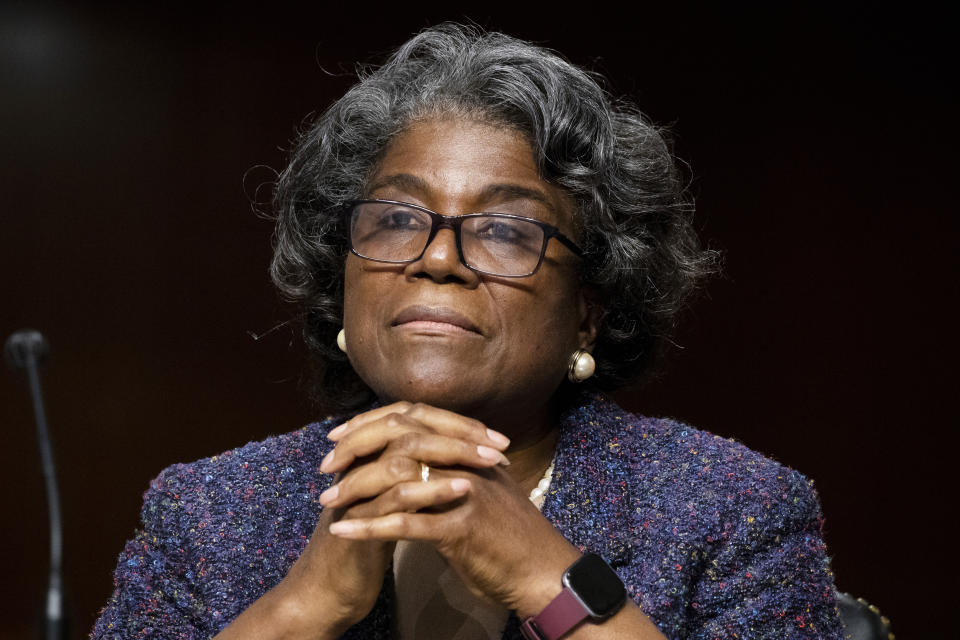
[[380, 209, 426, 230], [477, 221, 526, 243]]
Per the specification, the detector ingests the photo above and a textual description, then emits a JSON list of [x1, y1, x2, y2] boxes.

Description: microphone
[[5, 330, 67, 640]]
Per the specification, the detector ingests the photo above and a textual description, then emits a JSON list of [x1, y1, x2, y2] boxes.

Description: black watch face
[[563, 553, 626, 618]]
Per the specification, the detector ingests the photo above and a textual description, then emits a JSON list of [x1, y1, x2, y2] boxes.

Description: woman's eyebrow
[[365, 173, 428, 196], [366, 174, 555, 213], [478, 184, 553, 211]]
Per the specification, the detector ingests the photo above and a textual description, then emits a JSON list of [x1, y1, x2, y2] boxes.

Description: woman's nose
[[404, 228, 479, 285]]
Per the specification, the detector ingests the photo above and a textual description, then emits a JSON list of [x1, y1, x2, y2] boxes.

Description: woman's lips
[[391, 305, 481, 334]]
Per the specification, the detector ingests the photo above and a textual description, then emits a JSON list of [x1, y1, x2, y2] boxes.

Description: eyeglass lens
[[349, 201, 546, 276]]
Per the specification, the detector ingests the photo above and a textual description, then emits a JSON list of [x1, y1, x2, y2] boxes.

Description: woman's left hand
[[320, 402, 581, 617]]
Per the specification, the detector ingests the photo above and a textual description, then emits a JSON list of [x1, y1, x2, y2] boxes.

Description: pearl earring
[[336, 329, 347, 353], [567, 349, 595, 383]]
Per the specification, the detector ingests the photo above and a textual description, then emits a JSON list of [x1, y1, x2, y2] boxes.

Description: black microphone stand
[[5, 330, 66, 640]]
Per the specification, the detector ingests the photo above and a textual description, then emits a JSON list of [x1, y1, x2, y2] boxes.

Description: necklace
[[528, 457, 556, 502]]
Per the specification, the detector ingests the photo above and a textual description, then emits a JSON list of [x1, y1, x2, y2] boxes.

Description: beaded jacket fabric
[[92, 394, 844, 639]]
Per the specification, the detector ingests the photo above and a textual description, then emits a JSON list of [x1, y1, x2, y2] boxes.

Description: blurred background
[[1, 2, 954, 637]]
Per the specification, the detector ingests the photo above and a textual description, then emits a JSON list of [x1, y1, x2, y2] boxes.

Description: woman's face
[[342, 118, 595, 433]]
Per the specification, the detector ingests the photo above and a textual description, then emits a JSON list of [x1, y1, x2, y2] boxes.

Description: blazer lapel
[[501, 394, 636, 639], [542, 394, 637, 566]]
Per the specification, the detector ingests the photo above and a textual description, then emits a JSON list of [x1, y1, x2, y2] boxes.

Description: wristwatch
[[520, 553, 626, 639]]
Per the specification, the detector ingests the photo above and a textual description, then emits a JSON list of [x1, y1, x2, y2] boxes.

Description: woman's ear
[[577, 286, 602, 350]]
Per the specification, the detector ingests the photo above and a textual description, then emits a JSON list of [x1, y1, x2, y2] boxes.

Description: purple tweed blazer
[[92, 393, 844, 639]]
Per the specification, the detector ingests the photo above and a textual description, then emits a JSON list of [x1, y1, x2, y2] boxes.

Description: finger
[[321, 439, 503, 506], [326, 401, 413, 440], [328, 402, 510, 450], [387, 431, 509, 469], [328, 511, 450, 542], [321, 417, 509, 474], [403, 403, 511, 449], [320, 454, 419, 506], [374, 478, 472, 514], [321, 411, 421, 472]]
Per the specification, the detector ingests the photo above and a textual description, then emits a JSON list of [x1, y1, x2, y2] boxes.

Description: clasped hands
[[294, 401, 579, 633]]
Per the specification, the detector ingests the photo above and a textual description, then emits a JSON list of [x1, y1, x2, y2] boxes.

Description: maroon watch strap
[[520, 587, 589, 640]]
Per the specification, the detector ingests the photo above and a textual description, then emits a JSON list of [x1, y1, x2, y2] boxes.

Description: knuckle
[[460, 437, 478, 455], [393, 483, 412, 502], [385, 455, 413, 481], [394, 431, 421, 455], [459, 415, 485, 438], [385, 413, 404, 429], [406, 402, 428, 418], [393, 482, 420, 506], [388, 512, 410, 534]]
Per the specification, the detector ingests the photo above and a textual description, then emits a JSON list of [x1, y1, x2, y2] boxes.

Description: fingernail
[[498, 453, 511, 466], [320, 449, 335, 472], [329, 521, 356, 536], [486, 428, 511, 448], [477, 445, 501, 462], [327, 424, 347, 440], [450, 478, 471, 493], [319, 484, 339, 505]]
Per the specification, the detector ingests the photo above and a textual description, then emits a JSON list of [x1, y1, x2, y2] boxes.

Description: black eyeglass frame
[[344, 199, 584, 278]]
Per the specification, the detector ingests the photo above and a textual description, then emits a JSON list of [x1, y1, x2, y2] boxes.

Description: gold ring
[[420, 462, 430, 483]]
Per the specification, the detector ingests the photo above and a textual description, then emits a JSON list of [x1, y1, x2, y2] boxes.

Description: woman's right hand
[[214, 402, 511, 639]]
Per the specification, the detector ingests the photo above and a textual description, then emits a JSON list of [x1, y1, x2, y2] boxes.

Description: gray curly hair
[[270, 23, 718, 409]]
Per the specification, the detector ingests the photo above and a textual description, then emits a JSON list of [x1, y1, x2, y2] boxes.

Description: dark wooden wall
[[1, 4, 953, 637]]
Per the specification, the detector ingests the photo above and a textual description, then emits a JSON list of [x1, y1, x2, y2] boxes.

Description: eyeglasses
[[344, 199, 584, 278]]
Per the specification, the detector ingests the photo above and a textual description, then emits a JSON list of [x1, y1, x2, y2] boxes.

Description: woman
[[93, 25, 843, 639]]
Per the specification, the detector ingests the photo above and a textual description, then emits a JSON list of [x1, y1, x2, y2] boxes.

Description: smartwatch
[[520, 553, 626, 640]]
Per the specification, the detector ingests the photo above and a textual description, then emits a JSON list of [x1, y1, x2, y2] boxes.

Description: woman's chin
[[372, 370, 488, 413], [354, 345, 486, 404]]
